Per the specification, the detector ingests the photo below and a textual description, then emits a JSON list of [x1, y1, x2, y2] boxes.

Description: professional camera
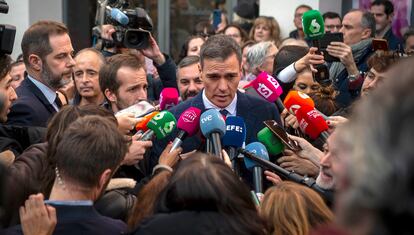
[[0, 0, 16, 55], [95, 0, 153, 49]]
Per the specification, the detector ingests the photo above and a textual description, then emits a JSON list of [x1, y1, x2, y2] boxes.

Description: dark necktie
[[220, 109, 228, 120], [54, 94, 63, 109]]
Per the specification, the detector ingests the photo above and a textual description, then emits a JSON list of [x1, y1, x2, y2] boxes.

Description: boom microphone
[[238, 147, 328, 197], [296, 105, 329, 142], [250, 72, 285, 112], [244, 142, 269, 196], [170, 107, 201, 152], [159, 88, 179, 110], [222, 116, 246, 176], [141, 111, 177, 141], [200, 109, 226, 158]]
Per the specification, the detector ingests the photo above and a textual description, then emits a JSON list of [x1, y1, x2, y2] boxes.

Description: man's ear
[[388, 13, 394, 23], [28, 54, 42, 71], [198, 63, 204, 81], [104, 88, 117, 103], [97, 169, 112, 192], [361, 28, 372, 40]]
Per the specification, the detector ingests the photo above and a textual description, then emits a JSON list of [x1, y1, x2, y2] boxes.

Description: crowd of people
[[1, 0, 414, 234]]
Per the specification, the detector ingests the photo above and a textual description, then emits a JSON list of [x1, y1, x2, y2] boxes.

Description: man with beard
[[176, 56, 204, 101], [7, 21, 75, 127], [99, 54, 148, 113]]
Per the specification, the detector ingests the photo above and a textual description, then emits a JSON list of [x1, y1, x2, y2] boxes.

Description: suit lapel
[[236, 91, 255, 124], [189, 91, 206, 111], [24, 78, 57, 114]]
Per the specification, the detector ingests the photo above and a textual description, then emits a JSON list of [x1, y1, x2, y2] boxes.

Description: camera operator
[[99, 24, 178, 102]]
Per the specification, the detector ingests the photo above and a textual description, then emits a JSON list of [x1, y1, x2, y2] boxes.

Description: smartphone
[[212, 9, 222, 30], [320, 32, 344, 62], [263, 120, 301, 152], [313, 64, 331, 86], [372, 38, 389, 51]]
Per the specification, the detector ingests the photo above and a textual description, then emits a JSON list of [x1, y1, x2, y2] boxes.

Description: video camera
[[0, 0, 16, 55], [94, 0, 153, 49]]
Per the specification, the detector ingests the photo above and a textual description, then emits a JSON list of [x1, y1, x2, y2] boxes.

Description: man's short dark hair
[[199, 34, 242, 69], [323, 11, 342, 21], [99, 53, 144, 95], [21, 20, 69, 67], [371, 0, 394, 16], [55, 115, 128, 188], [0, 54, 11, 81]]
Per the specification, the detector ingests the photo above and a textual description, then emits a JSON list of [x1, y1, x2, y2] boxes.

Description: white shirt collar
[[202, 89, 237, 116], [27, 75, 59, 111]]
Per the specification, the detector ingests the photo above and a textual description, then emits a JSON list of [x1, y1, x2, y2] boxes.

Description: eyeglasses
[[326, 25, 342, 30]]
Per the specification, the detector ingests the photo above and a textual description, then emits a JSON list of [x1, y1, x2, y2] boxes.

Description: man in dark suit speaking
[[148, 35, 281, 176], [7, 21, 75, 127]]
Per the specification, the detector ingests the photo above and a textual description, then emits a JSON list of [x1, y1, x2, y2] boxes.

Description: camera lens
[[124, 29, 149, 49]]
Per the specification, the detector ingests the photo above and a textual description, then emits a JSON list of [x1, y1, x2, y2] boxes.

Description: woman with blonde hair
[[260, 181, 334, 235], [249, 16, 282, 46]]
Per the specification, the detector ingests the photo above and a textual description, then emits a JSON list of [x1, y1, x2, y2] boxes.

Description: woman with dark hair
[[309, 86, 338, 116], [223, 24, 248, 46], [131, 152, 266, 235], [1, 105, 117, 227], [177, 35, 205, 63]]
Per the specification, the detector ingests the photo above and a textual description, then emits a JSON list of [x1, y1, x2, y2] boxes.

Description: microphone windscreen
[[110, 8, 129, 25], [200, 109, 226, 137], [147, 111, 177, 139], [296, 105, 328, 140], [257, 127, 284, 155], [250, 72, 283, 103], [135, 111, 159, 132], [283, 90, 315, 114], [222, 116, 246, 148], [302, 10, 325, 40], [244, 142, 270, 170], [177, 107, 202, 137], [159, 88, 179, 110]]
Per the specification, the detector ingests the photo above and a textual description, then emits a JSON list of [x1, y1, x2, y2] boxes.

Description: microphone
[[159, 88, 179, 111], [238, 147, 329, 199], [135, 111, 159, 134], [140, 111, 177, 141], [283, 90, 315, 115], [257, 127, 285, 155], [296, 105, 329, 142], [283, 90, 328, 120], [244, 142, 269, 196], [250, 72, 285, 113], [107, 6, 129, 26], [302, 10, 325, 49], [222, 116, 246, 176], [170, 107, 202, 152], [200, 109, 226, 158]]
